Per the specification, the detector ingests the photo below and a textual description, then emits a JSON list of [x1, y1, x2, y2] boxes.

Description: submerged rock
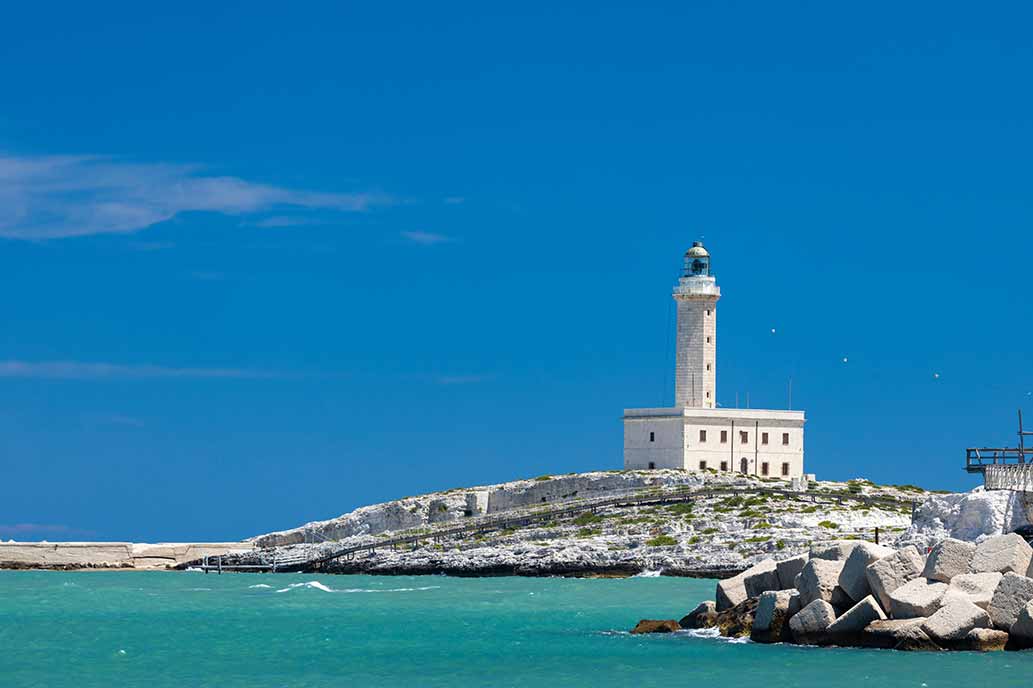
[[630, 619, 681, 634], [715, 597, 759, 638]]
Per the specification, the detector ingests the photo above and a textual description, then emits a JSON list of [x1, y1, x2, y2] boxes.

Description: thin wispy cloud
[[434, 374, 492, 385], [0, 360, 281, 380], [0, 154, 391, 240], [0, 523, 96, 538], [401, 230, 454, 245]]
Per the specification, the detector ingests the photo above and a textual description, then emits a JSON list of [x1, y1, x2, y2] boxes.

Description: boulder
[[922, 538, 976, 583], [921, 600, 991, 642], [887, 578, 948, 618], [715, 572, 748, 612], [776, 554, 808, 590], [826, 595, 886, 644], [810, 540, 866, 561], [970, 533, 1033, 575], [751, 589, 796, 643], [743, 558, 781, 598], [987, 572, 1033, 630], [857, 618, 937, 650], [838, 542, 894, 602], [1007, 599, 1033, 649], [714, 596, 759, 638], [788, 599, 836, 645], [630, 619, 681, 634], [940, 572, 1002, 610], [948, 627, 1009, 651], [797, 558, 846, 607], [865, 545, 926, 612], [679, 601, 717, 629]]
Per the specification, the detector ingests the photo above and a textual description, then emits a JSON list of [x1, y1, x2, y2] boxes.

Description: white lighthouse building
[[623, 242, 806, 478]]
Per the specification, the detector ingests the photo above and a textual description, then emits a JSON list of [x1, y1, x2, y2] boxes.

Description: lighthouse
[[622, 242, 807, 478], [674, 242, 719, 408]]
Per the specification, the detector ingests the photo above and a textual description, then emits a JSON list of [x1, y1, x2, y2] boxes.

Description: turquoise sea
[[1, 571, 1031, 687]]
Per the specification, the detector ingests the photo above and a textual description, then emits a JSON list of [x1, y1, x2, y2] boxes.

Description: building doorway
[[739, 457, 748, 474]]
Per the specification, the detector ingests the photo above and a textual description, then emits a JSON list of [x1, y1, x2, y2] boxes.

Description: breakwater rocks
[[639, 534, 1033, 651]]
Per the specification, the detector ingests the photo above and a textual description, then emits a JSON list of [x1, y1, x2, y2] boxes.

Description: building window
[[761, 462, 769, 476], [782, 432, 790, 446], [740, 457, 748, 473], [706, 309, 711, 316], [648, 462, 656, 470], [649, 431, 655, 442], [720, 430, 728, 443], [699, 429, 707, 442], [705, 391, 710, 399], [706, 363, 711, 371], [740, 431, 748, 444], [720, 461, 728, 471], [699, 461, 707, 471], [706, 336, 711, 344], [762, 432, 769, 445], [781, 462, 790, 476]]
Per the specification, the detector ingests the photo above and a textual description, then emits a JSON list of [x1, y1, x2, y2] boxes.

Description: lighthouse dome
[[685, 241, 709, 258]]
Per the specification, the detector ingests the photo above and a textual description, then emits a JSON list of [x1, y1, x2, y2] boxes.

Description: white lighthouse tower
[[622, 242, 806, 478], [674, 242, 719, 408]]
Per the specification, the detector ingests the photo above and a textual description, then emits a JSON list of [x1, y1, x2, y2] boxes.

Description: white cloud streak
[[0, 360, 281, 380], [0, 154, 390, 240], [401, 230, 454, 245]]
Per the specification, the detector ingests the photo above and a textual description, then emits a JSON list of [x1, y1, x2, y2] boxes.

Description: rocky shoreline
[[635, 534, 1033, 652]]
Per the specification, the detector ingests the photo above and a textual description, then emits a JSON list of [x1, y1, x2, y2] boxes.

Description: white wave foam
[[248, 583, 273, 589], [633, 570, 662, 578], [275, 581, 336, 593], [272, 581, 442, 594]]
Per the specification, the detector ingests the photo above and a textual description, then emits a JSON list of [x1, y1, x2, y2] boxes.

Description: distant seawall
[[0, 542, 251, 570]]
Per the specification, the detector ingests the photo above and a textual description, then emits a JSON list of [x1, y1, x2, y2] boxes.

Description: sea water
[[1, 571, 1030, 687]]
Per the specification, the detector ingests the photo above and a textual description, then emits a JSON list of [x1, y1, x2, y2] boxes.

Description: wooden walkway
[[198, 484, 916, 573]]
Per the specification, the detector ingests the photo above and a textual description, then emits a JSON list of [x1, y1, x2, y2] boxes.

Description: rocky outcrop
[[950, 628, 1009, 651], [797, 558, 849, 608], [838, 542, 893, 601], [888, 578, 948, 618], [941, 572, 1002, 610], [630, 619, 681, 634], [987, 572, 1033, 630], [970, 533, 1033, 575], [920, 600, 991, 642], [714, 597, 759, 638], [750, 589, 796, 643], [865, 545, 925, 611], [826, 595, 886, 644], [922, 538, 975, 583], [789, 599, 836, 645], [679, 601, 717, 629], [743, 559, 781, 598], [858, 618, 939, 651]]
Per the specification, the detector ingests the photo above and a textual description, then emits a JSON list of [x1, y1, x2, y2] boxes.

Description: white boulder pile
[[678, 533, 1033, 651]]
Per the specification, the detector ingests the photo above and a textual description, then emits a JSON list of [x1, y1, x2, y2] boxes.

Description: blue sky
[[1, 2, 1031, 541]]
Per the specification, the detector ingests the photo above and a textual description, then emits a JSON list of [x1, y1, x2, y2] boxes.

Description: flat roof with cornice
[[623, 406, 806, 422]]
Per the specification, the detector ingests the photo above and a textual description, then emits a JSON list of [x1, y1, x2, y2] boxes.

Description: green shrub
[[800, 505, 818, 513], [817, 520, 838, 529], [576, 527, 601, 538], [775, 540, 786, 550], [739, 509, 766, 519], [752, 521, 772, 529], [534, 475, 553, 481], [702, 527, 718, 535], [744, 535, 770, 544], [688, 535, 701, 544], [645, 535, 678, 547], [667, 503, 694, 515], [573, 513, 604, 527]]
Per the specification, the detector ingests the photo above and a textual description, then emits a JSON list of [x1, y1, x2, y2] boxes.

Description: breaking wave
[[271, 580, 441, 594]]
